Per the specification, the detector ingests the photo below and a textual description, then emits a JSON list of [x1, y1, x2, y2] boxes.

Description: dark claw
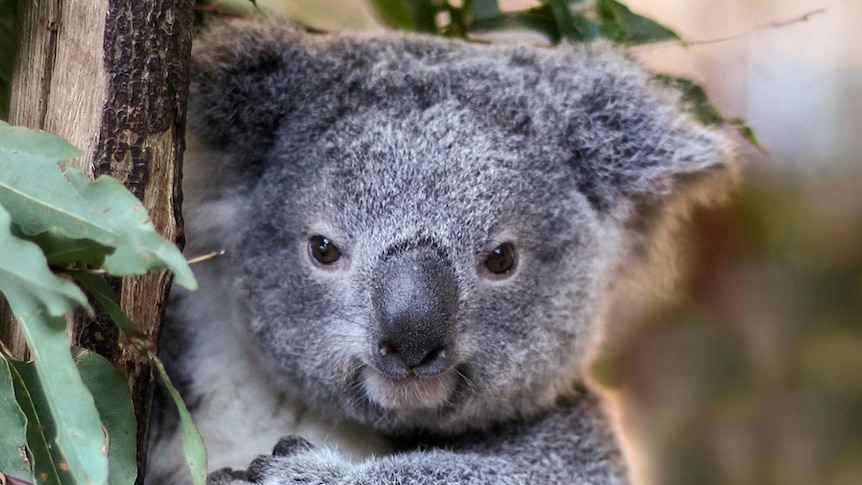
[[272, 435, 315, 456]]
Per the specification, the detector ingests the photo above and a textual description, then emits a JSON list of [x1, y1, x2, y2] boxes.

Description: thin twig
[[685, 8, 826, 46], [634, 7, 827, 50], [185, 250, 225, 265]]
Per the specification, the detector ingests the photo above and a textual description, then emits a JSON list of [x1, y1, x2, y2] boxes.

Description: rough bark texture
[[3, 0, 193, 482]]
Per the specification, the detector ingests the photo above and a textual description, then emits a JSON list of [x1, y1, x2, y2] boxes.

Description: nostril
[[419, 347, 445, 368], [375, 341, 449, 378], [379, 341, 398, 357], [414, 346, 448, 377]]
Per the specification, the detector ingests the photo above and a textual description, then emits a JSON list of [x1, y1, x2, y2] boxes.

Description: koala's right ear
[[189, 19, 312, 179]]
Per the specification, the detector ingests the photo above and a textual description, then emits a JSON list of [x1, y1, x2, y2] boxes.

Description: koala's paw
[[207, 467, 250, 485], [240, 436, 356, 485]]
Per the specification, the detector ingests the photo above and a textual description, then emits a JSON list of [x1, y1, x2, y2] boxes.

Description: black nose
[[371, 247, 458, 378]]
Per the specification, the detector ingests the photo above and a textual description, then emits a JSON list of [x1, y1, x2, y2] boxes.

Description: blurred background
[[205, 1, 862, 484]]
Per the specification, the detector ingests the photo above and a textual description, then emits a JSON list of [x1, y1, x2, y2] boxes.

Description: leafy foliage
[[367, 0, 756, 147], [0, 122, 202, 485]]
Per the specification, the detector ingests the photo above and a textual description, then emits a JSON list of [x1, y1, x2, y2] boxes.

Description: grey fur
[[148, 18, 733, 485]]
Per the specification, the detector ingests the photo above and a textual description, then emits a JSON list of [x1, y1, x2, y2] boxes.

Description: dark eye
[[308, 235, 341, 265], [484, 242, 517, 275]]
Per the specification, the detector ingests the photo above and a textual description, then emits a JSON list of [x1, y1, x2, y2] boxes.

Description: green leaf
[[656, 74, 764, 152], [6, 358, 73, 485], [70, 272, 144, 339], [74, 349, 137, 485], [63, 170, 197, 289], [21, 232, 114, 268], [8, 312, 109, 485], [469, 7, 560, 44], [152, 356, 207, 485], [597, 0, 681, 45], [0, 354, 31, 481], [0, 122, 80, 161], [0, 205, 90, 318], [730, 118, 765, 153], [540, 0, 583, 42], [368, 0, 415, 30], [0, 121, 197, 290], [0, 206, 107, 484]]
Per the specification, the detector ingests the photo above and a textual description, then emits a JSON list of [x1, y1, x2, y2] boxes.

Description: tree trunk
[[3, 0, 193, 482]]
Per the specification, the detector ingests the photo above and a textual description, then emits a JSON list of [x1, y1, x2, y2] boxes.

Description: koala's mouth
[[361, 367, 458, 412]]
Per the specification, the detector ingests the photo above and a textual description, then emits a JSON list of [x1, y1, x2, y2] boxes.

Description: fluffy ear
[[564, 68, 735, 213], [188, 19, 314, 179]]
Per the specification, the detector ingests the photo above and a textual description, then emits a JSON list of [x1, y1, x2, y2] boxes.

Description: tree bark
[[3, 0, 193, 482]]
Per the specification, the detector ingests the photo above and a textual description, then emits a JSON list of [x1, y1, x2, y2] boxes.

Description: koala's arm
[[207, 392, 625, 485]]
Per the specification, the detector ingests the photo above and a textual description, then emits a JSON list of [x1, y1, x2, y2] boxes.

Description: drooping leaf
[[6, 358, 72, 485], [7, 312, 109, 485], [70, 272, 144, 339], [597, 0, 680, 44], [62, 169, 197, 289], [0, 205, 90, 318], [74, 349, 137, 485], [0, 121, 197, 290], [0, 354, 30, 480], [152, 356, 207, 485], [0, 205, 107, 484]]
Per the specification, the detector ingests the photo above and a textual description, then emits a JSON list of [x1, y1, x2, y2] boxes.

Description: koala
[[147, 17, 734, 485]]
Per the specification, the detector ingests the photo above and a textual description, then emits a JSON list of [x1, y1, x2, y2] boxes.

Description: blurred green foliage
[[592, 168, 862, 485]]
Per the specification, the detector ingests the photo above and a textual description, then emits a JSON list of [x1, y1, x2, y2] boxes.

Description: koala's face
[[191, 19, 730, 434], [233, 105, 611, 433]]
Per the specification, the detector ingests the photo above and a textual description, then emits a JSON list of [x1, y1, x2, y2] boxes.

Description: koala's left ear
[[565, 71, 736, 214], [188, 18, 320, 183]]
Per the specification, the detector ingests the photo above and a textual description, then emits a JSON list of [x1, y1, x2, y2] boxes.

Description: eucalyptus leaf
[[75, 349, 137, 485], [70, 272, 145, 339], [0, 121, 197, 290], [8, 311, 109, 485], [597, 0, 680, 44], [541, 0, 582, 42], [152, 356, 207, 485], [7, 359, 71, 485], [63, 170, 197, 289], [0, 205, 90, 318], [0, 354, 30, 481], [0, 205, 107, 484]]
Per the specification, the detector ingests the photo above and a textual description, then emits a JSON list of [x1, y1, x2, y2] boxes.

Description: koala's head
[[189, 19, 732, 435]]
